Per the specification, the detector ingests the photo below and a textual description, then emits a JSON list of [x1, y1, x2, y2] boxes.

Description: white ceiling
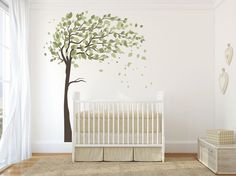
[[29, 0, 225, 9], [29, 0, 220, 2]]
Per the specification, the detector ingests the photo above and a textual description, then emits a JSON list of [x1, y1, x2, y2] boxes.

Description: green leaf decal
[[81, 53, 87, 59], [111, 53, 116, 58], [141, 56, 146, 60], [66, 12, 73, 19]]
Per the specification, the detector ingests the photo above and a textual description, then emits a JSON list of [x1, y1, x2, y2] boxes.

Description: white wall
[[214, 0, 236, 132], [29, 0, 215, 153]]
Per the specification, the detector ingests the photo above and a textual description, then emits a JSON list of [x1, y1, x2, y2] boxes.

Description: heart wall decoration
[[219, 68, 229, 95], [225, 43, 234, 65]]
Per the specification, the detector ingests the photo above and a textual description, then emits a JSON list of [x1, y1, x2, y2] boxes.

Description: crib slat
[[137, 103, 139, 144], [161, 102, 165, 161], [83, 103, 85, 144], [147, 103, 149, 144], [142, 103, 144, 144], [132, 103, 134, 144], [88, 103, 90, 144], [127, 103, 130, 144], [152, 103, 154, 145], [122, 103, 125, 144], [77, 103, 80, 144], [93, 103, 95, 144], [103, 103, 105, 144], [98, 103, 100, 144], [108, 104, 110, 144], [117, 103, 120, 144], [156, 103, 159, 144], [113, 103, 115, 144]]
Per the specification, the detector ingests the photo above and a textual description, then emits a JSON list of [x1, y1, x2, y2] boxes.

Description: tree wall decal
[[45, 11, 146, 142]]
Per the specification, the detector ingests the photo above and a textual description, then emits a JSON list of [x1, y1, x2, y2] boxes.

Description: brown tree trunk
[[64, 62, 72, 142]]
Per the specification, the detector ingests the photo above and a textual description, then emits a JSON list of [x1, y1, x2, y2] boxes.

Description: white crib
[[72, 92, 165, 162]]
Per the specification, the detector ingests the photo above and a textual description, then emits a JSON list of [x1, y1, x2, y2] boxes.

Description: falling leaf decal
[[127, 62, 132, 67], [141, 56, 146, 60]]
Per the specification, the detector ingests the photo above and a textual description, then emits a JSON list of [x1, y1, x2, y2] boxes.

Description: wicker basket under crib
[[207, 129, 234, 144]]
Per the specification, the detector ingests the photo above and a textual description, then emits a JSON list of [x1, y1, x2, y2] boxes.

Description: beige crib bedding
[[74, 147, 162, 161], [76, 112, 162, 133]]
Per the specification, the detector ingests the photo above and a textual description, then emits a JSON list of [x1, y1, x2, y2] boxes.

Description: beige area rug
[[23, 156, 215, 176]]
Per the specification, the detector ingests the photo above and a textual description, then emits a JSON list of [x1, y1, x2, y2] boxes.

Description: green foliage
[[46, 12, 146, 68]]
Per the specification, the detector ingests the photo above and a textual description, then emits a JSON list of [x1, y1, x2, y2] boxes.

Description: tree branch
[[69, 49, 74, 61], [65, 23, 73, 60], [74, 21, 85, 32], [68, 78, 86, 85], [60, 46, 67, 63], [71, 38, 86, 45]]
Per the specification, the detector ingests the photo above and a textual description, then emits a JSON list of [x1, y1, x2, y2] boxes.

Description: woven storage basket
[[207, 129, 234, 144]]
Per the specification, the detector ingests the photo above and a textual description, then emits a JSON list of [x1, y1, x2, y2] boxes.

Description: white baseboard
[[32, 141, 72, 153], [165, 141, 197, 153], [32, 140, 197, 153]]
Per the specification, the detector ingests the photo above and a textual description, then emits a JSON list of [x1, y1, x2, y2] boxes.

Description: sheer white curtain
[[0, 0, 31, 168]]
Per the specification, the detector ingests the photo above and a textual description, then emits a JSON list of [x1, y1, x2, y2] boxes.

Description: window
[[0, 1, 10, 139]]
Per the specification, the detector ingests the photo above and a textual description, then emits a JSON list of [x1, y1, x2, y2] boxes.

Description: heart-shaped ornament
[[219, 68, 229, 95], [225, 43, 233, 65]]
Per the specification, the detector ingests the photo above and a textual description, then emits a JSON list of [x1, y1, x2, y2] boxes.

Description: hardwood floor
[[0, 153, 197, 176], [0, 154, 70, 176]]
